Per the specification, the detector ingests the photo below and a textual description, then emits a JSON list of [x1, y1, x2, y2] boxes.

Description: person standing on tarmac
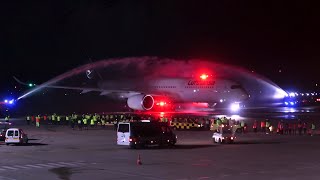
[[35, 115, 40, 128], [311, 123, 316, 136], [303, 122, 307, 135], [83, 116, 88, 130], [253, 120, 257, 133], [77, 117, 82, 130], [26, 116, 31, 125]]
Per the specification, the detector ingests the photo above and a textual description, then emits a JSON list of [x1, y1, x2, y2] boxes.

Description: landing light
[[230, 103, 240, 112]]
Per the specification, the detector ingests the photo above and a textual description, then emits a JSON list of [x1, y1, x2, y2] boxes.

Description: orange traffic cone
[[137, 154, 142, 165]]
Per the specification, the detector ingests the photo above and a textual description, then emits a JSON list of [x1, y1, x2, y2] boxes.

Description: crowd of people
[[23, 114, 317, 136]]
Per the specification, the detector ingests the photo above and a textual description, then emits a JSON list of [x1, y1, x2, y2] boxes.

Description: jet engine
[[127, 94, 154, 110]]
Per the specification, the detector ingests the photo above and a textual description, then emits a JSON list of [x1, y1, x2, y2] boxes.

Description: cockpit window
[[231, 85, 242, 89]]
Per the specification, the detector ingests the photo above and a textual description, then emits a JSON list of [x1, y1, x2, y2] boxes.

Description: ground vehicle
[[117, 121, 177, 148], [5, 128, 28, 145], [212, 125, 235, 144]]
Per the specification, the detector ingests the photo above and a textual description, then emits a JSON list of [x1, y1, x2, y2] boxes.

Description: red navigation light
[[200, 74, 208, 80]]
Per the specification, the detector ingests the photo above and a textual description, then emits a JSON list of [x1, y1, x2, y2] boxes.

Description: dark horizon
[[1, 1, 320, 94]]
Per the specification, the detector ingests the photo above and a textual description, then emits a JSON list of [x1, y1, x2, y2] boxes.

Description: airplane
[[14, 73, 249, 112]]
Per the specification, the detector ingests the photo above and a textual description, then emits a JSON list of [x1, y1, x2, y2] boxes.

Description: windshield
[[222, 129, 233, 134], [131, 123, 162, 137]]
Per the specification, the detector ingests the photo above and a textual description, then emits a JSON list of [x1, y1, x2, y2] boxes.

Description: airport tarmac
[[0, 119, 320, 180]]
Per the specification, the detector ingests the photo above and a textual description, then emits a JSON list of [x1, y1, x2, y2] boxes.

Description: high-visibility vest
[[90, 119, 95, 125], [66, 116, 69, 121], [77, 120, 82, 124], [52, 115, 55, 121], [83, 119, 87, 125], [266, 121, 270, 128], [36, 117, 40, 123], [101, 120, 105, 125], [312, 124, 316, 130], [27, 116, 30, 121], [241, 121, 245, 127], [57, 116, 61, 121]]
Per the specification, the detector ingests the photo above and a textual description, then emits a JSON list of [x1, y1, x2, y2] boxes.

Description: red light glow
[[159, 102, 165, 106], [200, 74, 208, 80]]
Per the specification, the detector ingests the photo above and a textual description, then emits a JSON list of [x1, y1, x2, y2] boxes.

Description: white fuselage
[[99, 77, 248, 104]]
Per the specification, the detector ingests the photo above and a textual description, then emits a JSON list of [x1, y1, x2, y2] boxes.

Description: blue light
[[4, 99, 8, 103], [284, 102, 288, 105], [290, 102, 294, 105]]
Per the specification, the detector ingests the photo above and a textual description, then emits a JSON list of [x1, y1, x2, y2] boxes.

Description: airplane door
[[117, 123, 130, 145]]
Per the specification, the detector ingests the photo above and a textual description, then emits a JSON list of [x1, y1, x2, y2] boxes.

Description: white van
[[5, 128, 28, 145], [117, 121, 177, 149]]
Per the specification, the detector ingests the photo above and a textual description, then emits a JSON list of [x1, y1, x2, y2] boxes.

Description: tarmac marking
[[0, 166, 17, 171], [0, 162, 88, 171]]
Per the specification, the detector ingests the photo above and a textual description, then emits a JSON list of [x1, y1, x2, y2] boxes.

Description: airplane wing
[[13, 76, 141, 97]]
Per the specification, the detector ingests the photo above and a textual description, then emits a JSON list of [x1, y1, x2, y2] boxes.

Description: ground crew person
[[26, 116, 31, 125], [31, 115, 35, 125], [260, 120, 266, 133], [269, 125, 274, 134], [240, 120, 245, 133], [52, 114, 56, 125], [311, 123, 316, 136], [65, 115, 69, 125], [90, 118, 95, 128], [77, 118, 82, 130], [5, 116, 9, 122], [101, 116, 106, 128], [83, 116, 88, 130], [36, 115, 40, 128], [43, 115, 47, 125], [253, 120, 257, 133], [266, 120, 270, 134], [57, 115, 61, 125], [70, 117, 75, 130]]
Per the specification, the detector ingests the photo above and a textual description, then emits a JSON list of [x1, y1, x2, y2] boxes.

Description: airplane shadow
[[134, 144, 215, 150], [24, 143, 48, 146], [231, 141, 283, 145]]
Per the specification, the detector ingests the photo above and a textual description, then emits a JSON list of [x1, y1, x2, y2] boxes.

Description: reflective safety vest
[[66, 116, 69, 121], [52, 115, 56, 121], [83, 118, 87, 125], [77, 120, 82, 124], [57, 116, 61, 122], [266, 121, 270, 128], [27, 116, 30, 121], [90, 119, 95, 125], [240, 121, 245, 127], [312, 124, 316, 130], [101, 120, 105, 125], [36, 116, 40, 123]]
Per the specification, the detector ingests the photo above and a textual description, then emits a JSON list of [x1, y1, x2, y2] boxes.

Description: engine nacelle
[[127, 94, 154, 111]]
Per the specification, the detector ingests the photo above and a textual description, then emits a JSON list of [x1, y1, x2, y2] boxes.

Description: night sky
[[1, 1, 320, 95]]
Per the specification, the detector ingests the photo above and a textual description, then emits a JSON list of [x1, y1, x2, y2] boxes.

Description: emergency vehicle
[[212, 124, 236, 144]]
